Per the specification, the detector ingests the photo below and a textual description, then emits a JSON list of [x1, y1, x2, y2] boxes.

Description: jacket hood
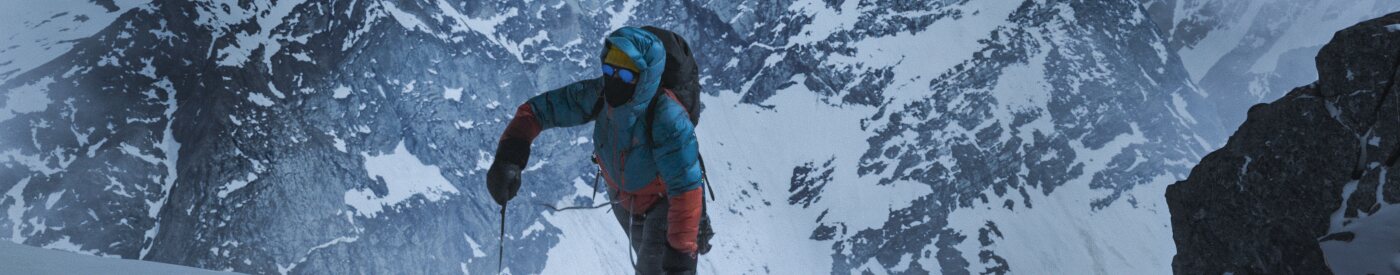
[[603, 27, 667, 117]]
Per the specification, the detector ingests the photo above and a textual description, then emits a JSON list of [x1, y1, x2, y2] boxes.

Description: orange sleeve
[[666, 187, 704, 255], [501, 104, 542, 142]]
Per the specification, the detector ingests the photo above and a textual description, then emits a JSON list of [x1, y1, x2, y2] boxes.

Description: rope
[[537, 201, 617, 212], [626, 196, 637, 272]]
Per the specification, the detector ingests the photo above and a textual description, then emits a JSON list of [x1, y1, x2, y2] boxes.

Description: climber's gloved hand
[[697, 207, 714, 255], [486, 138, 530, 206], [486, 161, 521, 206]]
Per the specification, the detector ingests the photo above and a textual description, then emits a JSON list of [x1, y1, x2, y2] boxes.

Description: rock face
[[1168, 12, 1400, 274]]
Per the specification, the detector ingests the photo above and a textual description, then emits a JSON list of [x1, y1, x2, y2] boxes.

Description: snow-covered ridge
[[0, 0, 150, 83], [0, 241, 240, 275]]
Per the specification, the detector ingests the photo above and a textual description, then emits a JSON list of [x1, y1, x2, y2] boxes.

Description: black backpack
[[639, 27, 702, 140], [641, 26, 714, 201], [640, 26, 702, 128]]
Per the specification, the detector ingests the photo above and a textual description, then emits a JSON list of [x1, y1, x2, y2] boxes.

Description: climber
[[484, 26, 714, 275]]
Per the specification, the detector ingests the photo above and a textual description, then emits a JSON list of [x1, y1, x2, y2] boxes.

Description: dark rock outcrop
[[1168, 12, 1400, 274]]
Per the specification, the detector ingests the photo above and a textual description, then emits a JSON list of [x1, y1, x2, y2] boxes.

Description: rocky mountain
[[1140, 0, 1400, 131], [0, 0, 1245, 274], [1168, 12, 1400, 275]]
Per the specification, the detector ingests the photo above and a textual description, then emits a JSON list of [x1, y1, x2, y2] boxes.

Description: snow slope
[[0, 241, 239, 275], [1145, 0, 1400, 130], [0, 0, 151, 83]]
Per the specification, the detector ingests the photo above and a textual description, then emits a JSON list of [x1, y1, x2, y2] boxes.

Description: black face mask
[[603, 75, 636, 108]]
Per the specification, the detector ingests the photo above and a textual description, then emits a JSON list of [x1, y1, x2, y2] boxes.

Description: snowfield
[[0, 240, 240, 275]]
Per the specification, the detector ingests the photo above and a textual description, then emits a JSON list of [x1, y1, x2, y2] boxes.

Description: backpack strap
[[588, 97, 604, 121], [645, 88, 693, 145], [645, 89, 714, 201]]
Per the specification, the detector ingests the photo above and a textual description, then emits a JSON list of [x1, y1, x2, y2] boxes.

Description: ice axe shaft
[[498, 204, 506, 274]]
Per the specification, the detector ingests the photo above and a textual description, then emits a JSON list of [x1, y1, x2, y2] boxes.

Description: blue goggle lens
[[617, 69, 635, 83], [601, 64, 636, 83]]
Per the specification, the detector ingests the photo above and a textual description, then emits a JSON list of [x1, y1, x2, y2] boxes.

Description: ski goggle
[[601, 64, 637, 84]]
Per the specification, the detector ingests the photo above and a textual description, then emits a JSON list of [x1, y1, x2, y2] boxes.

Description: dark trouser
[[612, 199, 711, 275]]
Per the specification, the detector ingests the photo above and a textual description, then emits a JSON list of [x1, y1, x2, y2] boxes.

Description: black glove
[[486, 138, 530, 206], [486, 160, 522, 206], [697, 205, 714, 255]]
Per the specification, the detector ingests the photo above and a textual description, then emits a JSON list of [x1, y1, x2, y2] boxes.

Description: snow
[[785, 0, 861, 45], [380, 1, 431, 33], [1246, 0, 1394, 74], [987, 50, 1053, 140], [332, 85, 352, 99], [4, 177, 32, 242], [340, 0, 386, 51], [216, 172, 259, 198], [119, 143, 162, 165], [455, 120, 477, 130], [432, 0, 530, 61], [1322, 202, 1400, 275], [1071, 123, 1147, 180], [1176, 1, 1264, 82], [43, 190, 64, 210], [538, 177, 632, 275], [282, 235, 359, 272], [247, 92, 275, 107], [0, 0, 148, 83], [463, 234, 485, 257], [1170, 92, 1198, 124], [266, 83, 286, 98], [946, 172, 1178, 274], [1388, 24, 1400, 32], [605, 0, 638, 33], [1, 241, 239, 275], [569, 136, 590, 145], [472, 149, 493, 173], [520, 221, 545, 237], [799, 0, 1022, 107], [1, 77, 55, 122], [40, 236, 96, 255], [0, 149, 65, 176], [382, 0, 540, 61], [343, 140, 459, 218], [291, 52, 312, 62], [201, 0, 309, 71], [138, 58, 158, 78], [332, 137, 347, 152], [693, 89, 884, 274], [141, 84, 181, 258], [444, 87, 463, 102]]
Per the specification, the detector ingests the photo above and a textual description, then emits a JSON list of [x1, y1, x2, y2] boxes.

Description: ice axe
[[498, 204, 506, 274]]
